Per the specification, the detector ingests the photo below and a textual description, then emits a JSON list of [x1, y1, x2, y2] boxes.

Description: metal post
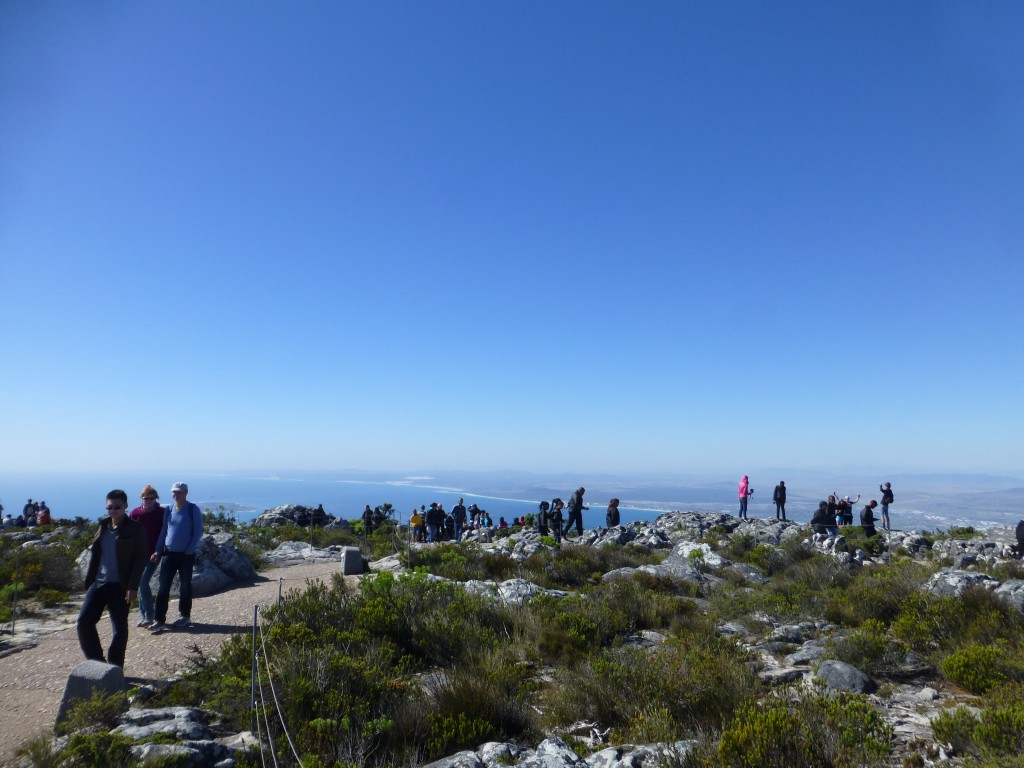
[[278, 577, 283, 608], [251, 604, 258, 733], [10, 546, 20, 636]]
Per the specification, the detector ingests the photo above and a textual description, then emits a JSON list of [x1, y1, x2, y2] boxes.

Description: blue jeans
[[137, 559, 157, 621], [426, 524, 438, 543], [454, 523, 463, 542], [78, 582, 130, 667], [155, 552, 195, 622], [739, 497, 748, 518]]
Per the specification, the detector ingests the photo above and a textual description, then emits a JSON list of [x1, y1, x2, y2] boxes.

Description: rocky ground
[[0, 558, 349, 765], [4, 510, 1023, 766]]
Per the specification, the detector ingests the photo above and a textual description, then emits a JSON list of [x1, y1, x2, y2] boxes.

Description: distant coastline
[[1, 469, 1021, 532]]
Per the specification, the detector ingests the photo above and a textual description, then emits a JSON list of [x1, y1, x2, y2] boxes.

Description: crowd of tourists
[[75, 482, 204, 673], [739, 476, 896, 537], [1, 498, 52, 527]]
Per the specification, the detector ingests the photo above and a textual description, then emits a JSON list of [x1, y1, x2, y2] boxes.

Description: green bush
[[708, 691, 892, 768], [546, 631, 757, 740], [826, 619, 909, 678], [931, 683, 1024, 760], [940, 645, 1024, 694]]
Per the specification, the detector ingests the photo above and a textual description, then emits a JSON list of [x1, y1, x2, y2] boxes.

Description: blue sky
[[1, 2, 1022, 476]]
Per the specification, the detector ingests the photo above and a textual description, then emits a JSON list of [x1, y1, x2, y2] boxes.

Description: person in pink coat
[[738, 476, 753, 520]]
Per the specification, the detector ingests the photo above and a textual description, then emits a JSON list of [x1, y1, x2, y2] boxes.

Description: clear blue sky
[[2, 2, 1022, 476]]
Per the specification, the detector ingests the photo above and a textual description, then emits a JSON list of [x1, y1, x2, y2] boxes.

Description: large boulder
[[924, 569, 998, 597], [252, 504, 336, 528], [815, 660, 877, 694], [76, 533, 256, 597]]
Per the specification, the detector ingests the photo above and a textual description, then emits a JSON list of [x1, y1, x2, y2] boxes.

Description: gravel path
[[0, 560, 348, 763]]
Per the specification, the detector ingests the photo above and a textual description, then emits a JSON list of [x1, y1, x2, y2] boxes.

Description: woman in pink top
[[738, 476, 753, 520]]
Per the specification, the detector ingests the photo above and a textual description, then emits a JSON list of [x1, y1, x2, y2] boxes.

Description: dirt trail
[[0, 560, 346, 763]]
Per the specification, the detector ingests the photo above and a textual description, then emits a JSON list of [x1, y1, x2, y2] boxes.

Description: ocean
[[0, 471, 663, 528], [2, 470, 1019, 533]]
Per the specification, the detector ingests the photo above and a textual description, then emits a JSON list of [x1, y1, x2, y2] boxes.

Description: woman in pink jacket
[[738, 476, 753, 520]]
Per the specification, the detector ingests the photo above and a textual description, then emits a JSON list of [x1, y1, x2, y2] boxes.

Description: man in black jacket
[[78, 489, 149, 668], [452, 498, 467, 542], [861, 500, 880, 538], [773, 482, 787, 520], [564, 487, 588, 538]]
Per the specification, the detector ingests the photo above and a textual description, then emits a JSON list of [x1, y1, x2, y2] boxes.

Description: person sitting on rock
[[498, 517, 508, 530], [37, 504, 52, 525]]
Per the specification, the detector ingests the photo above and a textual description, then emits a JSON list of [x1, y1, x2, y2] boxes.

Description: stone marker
[[56, 660, 126, 727], [340, 546, 364, 575]]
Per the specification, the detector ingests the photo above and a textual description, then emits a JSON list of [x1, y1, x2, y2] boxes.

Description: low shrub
[[705, 690, 893, 768], [545, 631, 757, 740], [940, 645, 1024, 694], [826, 620, 909, 678], [931, 683, 1024, 760]]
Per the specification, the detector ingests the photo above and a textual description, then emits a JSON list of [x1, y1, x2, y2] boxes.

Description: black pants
[[775, 503, 786, 520], [77, 582, 130, 667], [564, 509, 583, 537], [156, 552, 195, 622]]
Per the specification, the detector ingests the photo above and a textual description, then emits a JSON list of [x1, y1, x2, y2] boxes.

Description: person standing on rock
[[549, 498, 564, 544], [738, 476, 753, 520], [78, 489, 148, 667], [452, 498, 467, 543], [151, 482, 203, 633], [537, 500, 550, 536], [564, 487, 587, 538], [772, 481, 787, 520], [129, 485, 165, 628], [606, 498, 620, 528], [879, 482, 894, 530], [861, 500, 880, 537]]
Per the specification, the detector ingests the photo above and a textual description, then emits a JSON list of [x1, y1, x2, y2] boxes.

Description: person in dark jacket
[[564, 487, 587, 538], [810, 501, 834, 536], [606, 498, 620, 528], [361, 505, 374, 535], [879, 482, 894, 530], [772, 482, 787, 520], [77, 489, 149, 668], [861, 500, 880, 537], [425, 503, 444, 543], [537, 500, 550, 537], [452, 498, 468, 542], [1014, 520, 1024, 558], [549, 498, 564, 544]]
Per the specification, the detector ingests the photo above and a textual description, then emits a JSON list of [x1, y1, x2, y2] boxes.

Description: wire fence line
[[249, 603, 308, 767]]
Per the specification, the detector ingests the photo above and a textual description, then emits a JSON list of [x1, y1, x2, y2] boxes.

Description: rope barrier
[[253, 647, 281, 768], [248, 605, 304, 766]]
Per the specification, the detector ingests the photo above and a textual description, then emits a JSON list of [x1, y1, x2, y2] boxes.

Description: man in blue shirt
[[150, 482, 204, 632]]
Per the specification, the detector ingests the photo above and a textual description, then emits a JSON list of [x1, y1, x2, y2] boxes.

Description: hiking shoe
[[171, 616, 191, 629], [137, 618, 154, 628], [149, 622, 168, 633]]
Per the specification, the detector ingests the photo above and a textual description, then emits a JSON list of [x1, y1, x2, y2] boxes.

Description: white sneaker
[[137, 618, 153, 628]]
